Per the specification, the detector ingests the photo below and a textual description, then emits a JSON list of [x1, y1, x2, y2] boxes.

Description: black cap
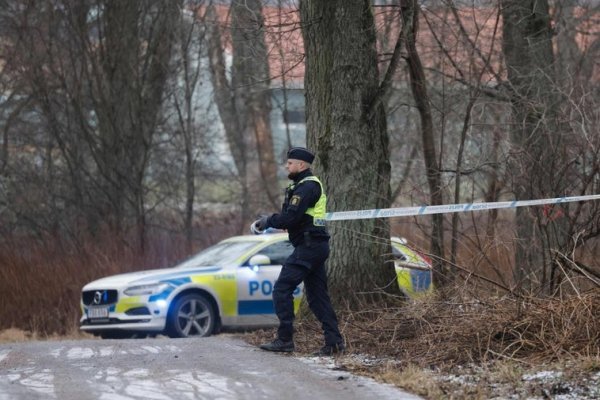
[[287, 147, 315, 164]]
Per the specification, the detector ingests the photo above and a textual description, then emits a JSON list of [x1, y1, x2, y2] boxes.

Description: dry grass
[[409, 291, 600, 365], [247, 289, 600, 365], [0, 328, 34, 343], [0, 227, 221, 336], [296, 289, 599, 366], [0, 327, 92, 343], [0, 236, 133, 335], [246, 286, 600, 399], [378, 363, 445, 398]]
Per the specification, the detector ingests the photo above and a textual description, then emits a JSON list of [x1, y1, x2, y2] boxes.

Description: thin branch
[[367, 5, 407, 121]]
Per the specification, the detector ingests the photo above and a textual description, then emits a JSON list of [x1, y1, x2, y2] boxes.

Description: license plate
[[88, 306, 109, 319]]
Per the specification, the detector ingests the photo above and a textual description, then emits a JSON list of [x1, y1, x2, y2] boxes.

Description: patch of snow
[[99, 346, 115, 357], [123, 368, 148, 378], [441, 375, 470, 385], [99, 394, 135, 400], [164, 370, 236, 398], [49, 347, 63, 358], [345, 353, 391, 367], [66, 347, 94, 359], [20, 370, 55, 397], [300, 356, 337, 369], [522, 370, 563, 381], [0, 350, 9, 364], [140, 346, 161, 354], [124, 379, 171, 400]]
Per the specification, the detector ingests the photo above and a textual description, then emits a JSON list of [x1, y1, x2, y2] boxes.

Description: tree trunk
[[485, 129, 503, 241], [207, 2, 279, 230], [206, 4, 250, 230], [231, 0, 280, 210], [172, 12, 205, 252], [501, 0, 568, 294], [94, 0, 179, 250], [300, 0, 400, 305], [401, 0, 448, 287]]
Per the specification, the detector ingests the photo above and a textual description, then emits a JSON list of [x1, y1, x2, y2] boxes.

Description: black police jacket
[[267, 169, 329, 246]]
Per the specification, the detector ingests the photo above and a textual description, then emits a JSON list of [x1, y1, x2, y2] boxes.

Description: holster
[[303, 231, 312, 248]]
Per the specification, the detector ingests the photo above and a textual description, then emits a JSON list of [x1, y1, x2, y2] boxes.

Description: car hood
[[82, 265, 223, 290]]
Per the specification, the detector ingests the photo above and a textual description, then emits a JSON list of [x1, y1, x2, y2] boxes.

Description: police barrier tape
[[323, 194, 600, 222]]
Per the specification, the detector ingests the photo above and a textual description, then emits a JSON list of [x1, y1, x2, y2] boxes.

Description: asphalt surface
[[0, 335, 422, 400]]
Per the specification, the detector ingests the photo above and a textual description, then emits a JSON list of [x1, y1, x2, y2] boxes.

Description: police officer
[[253, 147, 345, 355]]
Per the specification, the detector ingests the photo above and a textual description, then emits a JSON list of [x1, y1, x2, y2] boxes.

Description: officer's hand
[[250, 215, 269, 235], [256, 215, 269, 231], [250, 220, 262, 235]]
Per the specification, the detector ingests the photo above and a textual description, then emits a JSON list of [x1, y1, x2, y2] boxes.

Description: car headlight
[[124, 282, 173, 296]]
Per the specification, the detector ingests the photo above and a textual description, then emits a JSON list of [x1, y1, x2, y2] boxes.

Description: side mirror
[[248, 254, 271, 268]]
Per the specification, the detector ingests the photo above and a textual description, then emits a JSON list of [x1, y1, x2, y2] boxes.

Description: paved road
[[0, 335, 421, 400]]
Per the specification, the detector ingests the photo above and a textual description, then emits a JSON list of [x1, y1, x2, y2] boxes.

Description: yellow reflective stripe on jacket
[[298, 176, 327, 226]]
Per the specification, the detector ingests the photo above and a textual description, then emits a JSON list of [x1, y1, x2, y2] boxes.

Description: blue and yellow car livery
[[80, 233, 432, 339]]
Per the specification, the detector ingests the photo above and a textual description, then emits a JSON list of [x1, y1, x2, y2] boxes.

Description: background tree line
[[0, 0, 599, 313]]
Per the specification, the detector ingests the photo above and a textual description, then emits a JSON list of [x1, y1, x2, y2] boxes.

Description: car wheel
[[166, 294, 216, 338]]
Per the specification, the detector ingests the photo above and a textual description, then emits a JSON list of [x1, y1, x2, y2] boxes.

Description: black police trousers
[[273, 238, 343, 346]]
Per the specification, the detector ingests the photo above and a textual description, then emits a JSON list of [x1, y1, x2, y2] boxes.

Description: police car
[[391, 236, 432, 297], [80, 233, 432, 339]]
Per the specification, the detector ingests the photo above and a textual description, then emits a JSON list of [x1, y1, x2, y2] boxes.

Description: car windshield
[[393, 243, 429, 267], [174, 241, 259, 268]]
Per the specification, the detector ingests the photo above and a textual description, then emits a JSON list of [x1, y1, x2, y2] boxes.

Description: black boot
[[259, 338, 295, 353], [313, 342, 345, 356]]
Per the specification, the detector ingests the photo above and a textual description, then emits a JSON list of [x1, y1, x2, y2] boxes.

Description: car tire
[[166, 293, 216, 338]]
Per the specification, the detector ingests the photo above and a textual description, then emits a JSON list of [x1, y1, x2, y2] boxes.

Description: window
[[392, 246, 408, 262], [175, 241, 258, 268], [283, 110, 305, 124], [255, 241, 294, 265]]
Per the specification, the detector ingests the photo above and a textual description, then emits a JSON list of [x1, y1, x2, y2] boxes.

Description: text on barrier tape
[[324, 194, 600, 221]]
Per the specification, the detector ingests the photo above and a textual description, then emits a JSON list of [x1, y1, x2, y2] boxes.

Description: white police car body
[[80, 233, 298, 338], [80, 233, 431, 339]]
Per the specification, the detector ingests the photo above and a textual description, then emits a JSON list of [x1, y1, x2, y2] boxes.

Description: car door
[[235, 240, 297, 325]]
